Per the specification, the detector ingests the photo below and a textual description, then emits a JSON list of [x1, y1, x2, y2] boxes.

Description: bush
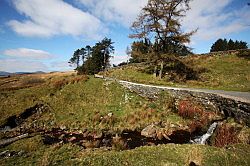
[[52, 75, 88, 89], [178, 99, 217, 133], [53, 79, 69, 89], [237, 50, 250, 59], [22, 77, 45, 85], [213, 124, 239, 147], [178, 100, 203, 119]]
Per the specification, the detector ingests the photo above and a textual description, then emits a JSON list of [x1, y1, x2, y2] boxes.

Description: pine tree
[[228, 39, 235, 50], [210, 39, 228, 52], [69, 49, 81, 68]]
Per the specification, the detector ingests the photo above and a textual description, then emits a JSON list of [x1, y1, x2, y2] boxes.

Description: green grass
[[105, 54, 250, 91], [0, 75, 185, 132], [183, 54, 250, 91], [0, 72, 249, 165], [2, 136, 250, 166]]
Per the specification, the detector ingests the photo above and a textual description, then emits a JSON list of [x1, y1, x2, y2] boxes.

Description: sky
[[0, 0, 250, 72]]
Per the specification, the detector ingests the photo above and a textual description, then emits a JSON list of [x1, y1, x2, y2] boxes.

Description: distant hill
[[0, 71, 45, 76], [0, 71, 11, 76]]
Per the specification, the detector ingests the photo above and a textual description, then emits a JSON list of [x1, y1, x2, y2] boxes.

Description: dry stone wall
[[117, 79, 250, 126]]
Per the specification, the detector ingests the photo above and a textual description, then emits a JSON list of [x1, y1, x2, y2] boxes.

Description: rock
[[116, 79, 250, 127], [93, 132, 103, 139], [68, 137, 76, 142], [59, 125, 66, 130], [59, 134, 65, 140], [102, 138, 111, 146], [108, 113, 113, 117], [141, 124, 158, 138], [82, 131, 89, 138], [156, 131, 163, 140]]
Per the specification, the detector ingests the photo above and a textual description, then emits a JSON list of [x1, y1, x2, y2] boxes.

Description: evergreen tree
[[69, 38, 114, 75], [210, 38, 248, 52], [79, 48, 87, 65], [69, 49, 81, 68], [210, 39, 227, 52], [239, 41, 248, 49], [228, 39, 235, 50]]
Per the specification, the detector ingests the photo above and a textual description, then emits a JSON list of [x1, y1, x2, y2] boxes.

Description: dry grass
[[177, 99, 217, 133], [0, 71, 76, 91], [213, 124, 239, 147], [52, 75, 88, 89]]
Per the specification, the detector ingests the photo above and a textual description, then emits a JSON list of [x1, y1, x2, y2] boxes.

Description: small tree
[[82, 38, 114, 74], [210, 39, 228, 52], [228, 39, 235, 50], [210, 39, 248, 52], [69, 38, 114, 75], [238, 41, 248, 49], [130, 39, 152, 63], [69, 49, 81, 68], [130, 0, 196, 78], [85, 45, 92, 58]]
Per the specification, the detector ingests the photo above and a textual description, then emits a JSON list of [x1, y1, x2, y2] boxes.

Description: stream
[[190, 122, 218, 144], [0, 103, 220, 149]]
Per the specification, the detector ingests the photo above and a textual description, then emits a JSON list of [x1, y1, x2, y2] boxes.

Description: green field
[[105, 54, 250, 91], [0, 71, 249, 165]]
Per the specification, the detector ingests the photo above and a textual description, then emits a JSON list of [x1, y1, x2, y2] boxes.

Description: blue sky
[[0, 0, 250, 72]]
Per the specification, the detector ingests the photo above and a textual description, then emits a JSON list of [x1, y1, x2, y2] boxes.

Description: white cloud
[[3, 48, 54, 59], [76, 0, 147, 27], [50, 61, 74, 71], [111, 55, 129, 65], [0, 59, 48, 72], [183, 0, 250, 40], [7, 0, 103, 39], [76, 0, 250, 41]]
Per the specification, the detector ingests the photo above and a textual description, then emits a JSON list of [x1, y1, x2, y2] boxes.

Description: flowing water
[[190, 122, 218, 144]]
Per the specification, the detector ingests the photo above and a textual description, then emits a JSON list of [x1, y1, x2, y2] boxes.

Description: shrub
[[22, 77, 45, 85], [52, 75, 88, 89], [178, 100, 203, 119], [237, 50, 250, 59], [213, 124, 239, 147], [69, 75, 88, 84], [178, 99, 216, 133], [53, 79, 69, 89]]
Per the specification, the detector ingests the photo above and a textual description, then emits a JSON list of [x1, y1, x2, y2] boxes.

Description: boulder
[[141, 124, 158, 138]]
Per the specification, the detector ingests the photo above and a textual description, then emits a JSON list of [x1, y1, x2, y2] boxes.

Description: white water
[[191, 122, 218, 144]]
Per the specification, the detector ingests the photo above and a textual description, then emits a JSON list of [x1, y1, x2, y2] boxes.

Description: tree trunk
[[153, 66, 157, 77], [159, 60, 164, 79]]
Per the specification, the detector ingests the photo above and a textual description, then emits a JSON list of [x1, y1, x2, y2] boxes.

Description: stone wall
[[118, 80, 250, 127]]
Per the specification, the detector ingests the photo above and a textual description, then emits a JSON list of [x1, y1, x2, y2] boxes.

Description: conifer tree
[[130, 0, 196, 78]]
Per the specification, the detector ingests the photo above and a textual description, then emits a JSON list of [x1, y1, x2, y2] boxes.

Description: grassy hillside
[[105, 54, 250, 91], [0, 72, 249, 165]]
